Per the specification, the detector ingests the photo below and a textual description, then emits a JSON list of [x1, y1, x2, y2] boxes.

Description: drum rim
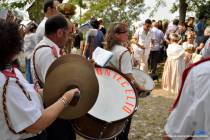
[[132, 67, 155, 91], [72, 113, 129, 140]]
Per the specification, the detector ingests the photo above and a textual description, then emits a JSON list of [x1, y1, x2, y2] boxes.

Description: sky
[[140, 0, 178, 21], [140, 0, 195, 21]]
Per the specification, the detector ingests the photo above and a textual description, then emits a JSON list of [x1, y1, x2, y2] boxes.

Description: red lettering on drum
[[121, 81, 129, 87], [127, 96, 136, 100], [113, 73, 123, 82], [105, 69, 111, 76], [123, 106, 132, 114], [113, 72, 118, 80], [125, 102, 134, 107], [116, 76, 123, 82], [96, 68, 103, 75], [125, 89, 135, 94]]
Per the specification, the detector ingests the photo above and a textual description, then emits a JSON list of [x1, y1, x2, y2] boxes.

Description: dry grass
[[128, 89, 176, 140]]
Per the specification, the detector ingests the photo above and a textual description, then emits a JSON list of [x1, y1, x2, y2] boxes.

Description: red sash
[[170, 56, 210, 111], [1, 70, 17, 78]]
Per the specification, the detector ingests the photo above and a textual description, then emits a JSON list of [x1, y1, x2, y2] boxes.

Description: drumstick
[[69, 91, 80, 106]]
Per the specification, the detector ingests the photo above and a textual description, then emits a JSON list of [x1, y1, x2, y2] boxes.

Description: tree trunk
[[179, 0, 188, 23]]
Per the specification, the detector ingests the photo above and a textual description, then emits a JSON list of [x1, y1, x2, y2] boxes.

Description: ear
[[57, 28, 63, 38]]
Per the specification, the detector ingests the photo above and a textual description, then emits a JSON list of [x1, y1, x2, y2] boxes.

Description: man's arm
[[132, 36, 145, 49]]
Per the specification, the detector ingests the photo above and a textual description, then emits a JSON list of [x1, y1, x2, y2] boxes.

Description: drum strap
[[119, 50, 129, 72], [32, 45, 59, 89]]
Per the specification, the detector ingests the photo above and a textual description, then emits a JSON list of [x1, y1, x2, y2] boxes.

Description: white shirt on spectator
[[134, 27, 152, 55], [150, 27, 164, 51], [35, 17, 48, 45], [24, 33, 36, 59]]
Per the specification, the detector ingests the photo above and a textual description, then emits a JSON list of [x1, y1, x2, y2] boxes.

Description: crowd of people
[[0, 0, 210, 139]]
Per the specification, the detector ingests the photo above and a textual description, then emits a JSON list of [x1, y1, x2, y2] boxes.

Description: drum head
[[88, 67, 138, 123], [132, 68, 155, 91]]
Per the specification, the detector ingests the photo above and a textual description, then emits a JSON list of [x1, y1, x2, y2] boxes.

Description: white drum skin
[[88, 67, 137, 122]]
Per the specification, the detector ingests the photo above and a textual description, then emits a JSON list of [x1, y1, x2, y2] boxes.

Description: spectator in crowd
[[82, 18, 104, 59], [164, 19, 179, 44], [149, 21, 164, 75], [98, 17, 106, 35], [133, 19, 153, 73], [35, 0, 60, 44], [157, 20, 163, 31], [176, 22, 187, 45], [194, 15, 207, 46], [24, 22, 38, 83], [182, 31, 196, 51], [130, 37, 143, 68], [182, 31, 198, 67], [186, 16, 195, 31], [197, 26, 210, 53], [162, 33, 186, 94], [72, 23, 83, 55], [200, 37, 210, 58]]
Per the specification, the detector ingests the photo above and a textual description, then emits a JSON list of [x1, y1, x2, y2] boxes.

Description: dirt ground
[[128, 88, 176, 140]]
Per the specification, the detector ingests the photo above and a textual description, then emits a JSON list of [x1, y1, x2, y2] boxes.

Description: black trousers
[[148, 51, 160, 74], [46, 118, 76, 140], [114, 118, 132, 140]]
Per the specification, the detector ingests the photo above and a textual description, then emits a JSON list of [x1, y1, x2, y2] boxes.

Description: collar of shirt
[[38, 36, 61, 57]]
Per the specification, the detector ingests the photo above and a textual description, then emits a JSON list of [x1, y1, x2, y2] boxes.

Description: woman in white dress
[[162, 33, 186, 94]]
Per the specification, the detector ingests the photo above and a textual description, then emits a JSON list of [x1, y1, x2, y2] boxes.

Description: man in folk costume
[[133, 19, 153, 73], [0, 17, 78, 140], [31, 14, 76, 140], [35, 0, 60, 45], [163, 56, 210, 140]]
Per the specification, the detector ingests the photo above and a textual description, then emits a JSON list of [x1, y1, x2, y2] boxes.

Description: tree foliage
[[81, 0, 145, 27], [0, 0, 33, 10]]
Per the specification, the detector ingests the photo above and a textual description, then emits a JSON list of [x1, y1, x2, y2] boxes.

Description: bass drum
[[132, 68, 155, 91], [72, 67, 138, 140]]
